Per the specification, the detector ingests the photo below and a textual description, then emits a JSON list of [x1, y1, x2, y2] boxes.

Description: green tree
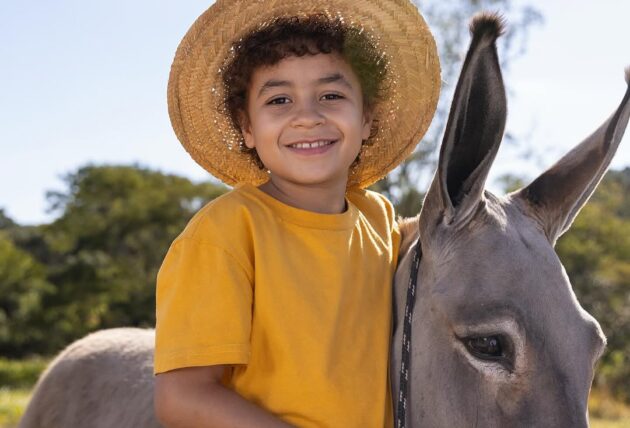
[[374, 0, 542, 216], [556, 168, 630, 402], [0, 232, 52, 357], [0, 209, 16, 230], [17, 165, 227, 355]]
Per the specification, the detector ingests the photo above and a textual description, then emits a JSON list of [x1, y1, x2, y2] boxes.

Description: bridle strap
[[395, 240, 422, 428]]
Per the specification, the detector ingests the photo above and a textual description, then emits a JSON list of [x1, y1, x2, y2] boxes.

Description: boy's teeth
[[292, 140, 333, 149]]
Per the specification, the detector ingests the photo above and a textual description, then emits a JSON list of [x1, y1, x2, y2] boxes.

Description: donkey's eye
[[454, 323, 520, 374], [462, 335, 514, 370], [466, 336, 503, 357]]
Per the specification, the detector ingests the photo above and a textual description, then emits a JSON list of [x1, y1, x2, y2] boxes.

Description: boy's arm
[[154, 365, 294, 428]]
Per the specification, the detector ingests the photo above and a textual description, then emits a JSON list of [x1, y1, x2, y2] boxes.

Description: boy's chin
[[269, 171, 351, 189]]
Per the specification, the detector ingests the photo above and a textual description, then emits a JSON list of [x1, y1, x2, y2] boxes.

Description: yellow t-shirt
[[155, 183, 400, 427]]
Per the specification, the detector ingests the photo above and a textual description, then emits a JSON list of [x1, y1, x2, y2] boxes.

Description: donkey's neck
[[397, 215, 421, 261]]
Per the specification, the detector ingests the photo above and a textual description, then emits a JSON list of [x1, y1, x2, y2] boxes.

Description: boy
[[154, 1, 440, 427]]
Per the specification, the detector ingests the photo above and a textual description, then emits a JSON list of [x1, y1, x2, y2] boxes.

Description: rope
[[396, 240, 422, 428]]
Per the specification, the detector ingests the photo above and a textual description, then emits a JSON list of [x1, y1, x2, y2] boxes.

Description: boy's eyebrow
[[256, 73, 354, 98], [318, 73, 353, 89], [257, 79, 292, 98]]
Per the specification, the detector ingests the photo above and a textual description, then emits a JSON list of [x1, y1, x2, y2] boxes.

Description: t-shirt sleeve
[[391, 218, 401, 268], [373, 190, 402, 267], [154, 237, 253, 374]]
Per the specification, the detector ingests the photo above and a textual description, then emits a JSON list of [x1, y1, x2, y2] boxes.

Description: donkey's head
[[392, 13, 630, 427]]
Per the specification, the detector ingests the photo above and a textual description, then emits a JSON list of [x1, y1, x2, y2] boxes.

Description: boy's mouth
[[287, 140, 336, 149]]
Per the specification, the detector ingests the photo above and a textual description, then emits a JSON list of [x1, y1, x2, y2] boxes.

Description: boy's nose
[[290, 102, 325, 128]]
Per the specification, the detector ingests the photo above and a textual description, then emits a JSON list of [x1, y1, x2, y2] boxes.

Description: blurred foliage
[[0, 387, 31, 428], [0, 358, 48, 389], [496, 173, 528, 193], [590, 389, 630, 422], [373, 0, 543, 216], [2, 165, 226, 356], [0, 233, 52, 356], [556, 168, 630, 403]]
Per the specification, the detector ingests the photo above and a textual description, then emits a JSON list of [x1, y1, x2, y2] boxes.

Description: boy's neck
[[258, 177, 348, 214]]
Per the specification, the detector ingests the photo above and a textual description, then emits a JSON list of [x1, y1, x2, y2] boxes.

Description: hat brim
[[168, 0, 441, 189]]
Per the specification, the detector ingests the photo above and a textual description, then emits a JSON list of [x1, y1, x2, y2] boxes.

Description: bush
[[0, 358, 48, 389]]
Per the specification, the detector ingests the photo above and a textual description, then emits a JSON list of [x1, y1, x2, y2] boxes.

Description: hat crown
[[168, 0, 441, 188]]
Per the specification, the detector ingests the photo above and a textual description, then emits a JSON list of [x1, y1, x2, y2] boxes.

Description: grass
[[0, 358, 48, 389], [0, 358, 628, 427], [0, 357, 44, 428], [591, 420, 630, 428], [0, 387, 31, 428], [2, 389, 629, 428], [589, 389, 630, 427]]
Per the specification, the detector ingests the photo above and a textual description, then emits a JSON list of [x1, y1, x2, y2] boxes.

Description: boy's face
[[242, 53, 372, 190]]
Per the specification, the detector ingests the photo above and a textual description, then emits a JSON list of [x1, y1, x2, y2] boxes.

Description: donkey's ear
[[421, 13, 507, 236], [515, 68, 630, 245]]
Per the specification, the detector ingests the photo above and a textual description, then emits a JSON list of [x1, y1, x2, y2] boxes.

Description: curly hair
[[221, 15, 389, 168]]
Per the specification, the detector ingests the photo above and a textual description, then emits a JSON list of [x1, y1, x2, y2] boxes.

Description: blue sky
[[1, 0, 629, 225]]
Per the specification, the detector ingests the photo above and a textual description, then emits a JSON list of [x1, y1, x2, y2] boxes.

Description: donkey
[[18, 328, 160, 428], [20, 14, 630, 428], [391, 13, 630, 428]]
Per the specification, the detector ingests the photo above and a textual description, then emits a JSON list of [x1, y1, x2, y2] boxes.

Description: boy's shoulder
[[348, 188, 396, 222], [348, 188, 398, 239], [177, 185, 262, 243], [176, 186, 397, 243]]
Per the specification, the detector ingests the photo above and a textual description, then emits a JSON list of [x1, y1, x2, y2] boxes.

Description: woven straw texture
[[168, 0, 441, 188]]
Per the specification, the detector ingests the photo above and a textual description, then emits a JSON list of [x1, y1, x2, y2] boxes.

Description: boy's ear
[[238, 110, 256, 149], [361, 109, 374, 141]]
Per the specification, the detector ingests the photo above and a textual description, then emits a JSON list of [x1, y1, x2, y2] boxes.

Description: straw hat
[[168, 0, 441, 188]]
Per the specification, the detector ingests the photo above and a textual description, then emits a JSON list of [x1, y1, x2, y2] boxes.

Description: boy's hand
[[154, 365, 295, 428]]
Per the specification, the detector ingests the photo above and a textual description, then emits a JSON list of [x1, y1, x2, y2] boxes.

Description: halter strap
[[396, 240, 422, 428]]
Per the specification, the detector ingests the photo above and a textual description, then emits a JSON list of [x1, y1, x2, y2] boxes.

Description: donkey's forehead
[[432, 193, 571, 304], [431, 192, 602, 339], [442, 192, 555, 265]]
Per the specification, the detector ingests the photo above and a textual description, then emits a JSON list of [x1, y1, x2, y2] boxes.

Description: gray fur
[[391, 13, 630, 428], [19, 328, 160, 428], [19, 14, 630, 428]]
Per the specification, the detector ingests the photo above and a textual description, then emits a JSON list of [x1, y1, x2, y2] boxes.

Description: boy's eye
[[267, 97, 290, 105], [321, 93, 344, 101]]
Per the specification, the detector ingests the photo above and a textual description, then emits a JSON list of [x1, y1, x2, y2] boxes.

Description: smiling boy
[[243, 53, 371, 213], [154, 2, 440, 427]]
